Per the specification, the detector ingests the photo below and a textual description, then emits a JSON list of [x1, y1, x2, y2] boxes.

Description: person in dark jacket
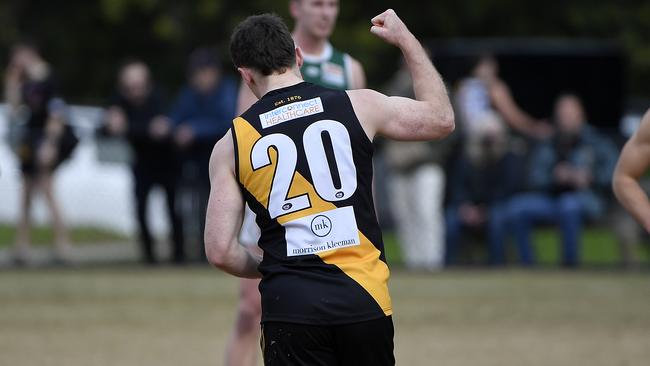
[[445, 112, 523, 265], [168, 47, 237, 259], [507, 94, 618, 266], [105, 60, 184, 264]]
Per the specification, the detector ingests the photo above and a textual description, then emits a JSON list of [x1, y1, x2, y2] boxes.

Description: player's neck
[[292, 31, 328, 57], [256, 71, 303, 98]]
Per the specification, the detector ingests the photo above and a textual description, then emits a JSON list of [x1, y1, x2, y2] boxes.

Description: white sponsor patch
[[284, 206, 360, 257], [259, 97, 324, 129], [321, 62, 345, 87]]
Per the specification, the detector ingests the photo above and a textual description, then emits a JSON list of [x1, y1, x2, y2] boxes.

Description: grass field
[[1, 267, 649, 366], [3, 224, 649, 266], [0, 225, 128, 246]]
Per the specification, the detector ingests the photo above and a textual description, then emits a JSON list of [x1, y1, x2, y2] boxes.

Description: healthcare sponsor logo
[[285, 206, 360, 257], [259, 97, 324, 129]]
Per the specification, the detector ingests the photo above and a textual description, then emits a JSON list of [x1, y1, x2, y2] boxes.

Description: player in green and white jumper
[[300, 41, 360, 90], [291, 0, 365, 90]]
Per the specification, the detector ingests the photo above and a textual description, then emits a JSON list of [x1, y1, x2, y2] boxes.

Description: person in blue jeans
[[507, 94, 618, 267], [445, 112, 524, 265]]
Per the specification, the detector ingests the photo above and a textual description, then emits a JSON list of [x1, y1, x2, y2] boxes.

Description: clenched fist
[[370, 9, 412, 47]]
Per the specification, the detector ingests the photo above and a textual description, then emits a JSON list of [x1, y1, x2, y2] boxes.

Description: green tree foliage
[[1, 0, 649, 103]]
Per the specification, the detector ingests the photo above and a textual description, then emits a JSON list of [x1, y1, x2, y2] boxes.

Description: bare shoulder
[[209, 129, 236, 179], [346, 88, 384, 104], [345, 88, 389, 120], [345, 89, 388, 140]]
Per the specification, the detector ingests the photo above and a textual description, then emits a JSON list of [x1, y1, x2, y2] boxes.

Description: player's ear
[[237, 67, 255, 87], [295, 47, 304, 69]]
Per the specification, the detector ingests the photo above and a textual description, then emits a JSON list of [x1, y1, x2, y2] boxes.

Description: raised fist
[[370, 9, 411, 47]]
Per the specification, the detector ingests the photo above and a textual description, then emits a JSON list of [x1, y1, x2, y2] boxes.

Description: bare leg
[[225, 277, 262, 366], [39, 173, 71, 257], [14, 174, 35, 262]]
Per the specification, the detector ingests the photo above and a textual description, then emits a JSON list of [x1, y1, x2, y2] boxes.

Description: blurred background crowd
[[1, 0, 649, 270]]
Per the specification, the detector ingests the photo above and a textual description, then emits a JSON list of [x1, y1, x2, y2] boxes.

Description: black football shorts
[[261, 316, 395, 366]]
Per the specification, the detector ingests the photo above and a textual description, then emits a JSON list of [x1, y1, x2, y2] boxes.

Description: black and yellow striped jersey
[[231, 82, 391, 325]]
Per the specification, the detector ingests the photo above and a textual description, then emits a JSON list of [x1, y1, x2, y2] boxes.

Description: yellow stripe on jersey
[[234, 117, 275, 209], [319, 231, 392, 316], [233, 116, 392, 316]]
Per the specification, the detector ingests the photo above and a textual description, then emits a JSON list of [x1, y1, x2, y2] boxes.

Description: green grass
[[382, 231, 403, 264], [0, 268, 648, 366], [384, 228, 650, 266], [0, 224, 129, 247], [533, 227, 650, 265], [2, 224, 648, 266]]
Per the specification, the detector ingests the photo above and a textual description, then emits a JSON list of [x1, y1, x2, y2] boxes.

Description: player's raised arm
[[204, 131, 262, 278], [347, 9, 454, 141], [613, 109, 650, 232]]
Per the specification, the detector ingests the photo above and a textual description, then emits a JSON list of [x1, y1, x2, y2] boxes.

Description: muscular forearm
[[613, 175, 650, 232], [399, 35, 452, 120]]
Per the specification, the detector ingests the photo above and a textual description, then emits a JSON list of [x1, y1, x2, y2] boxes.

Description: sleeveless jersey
[[300, 42, 353, 90], [231, 82, 392, 325]]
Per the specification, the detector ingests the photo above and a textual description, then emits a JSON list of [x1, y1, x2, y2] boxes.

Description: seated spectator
[[507, 94, 618, 267], [169, 47, 237, 259], [104, 60, 184, 264], [445, 112, 523, 265]]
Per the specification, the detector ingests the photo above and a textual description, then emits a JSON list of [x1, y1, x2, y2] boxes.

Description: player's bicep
[[378, 95, 445, 140], [348, 89, 448, 141]]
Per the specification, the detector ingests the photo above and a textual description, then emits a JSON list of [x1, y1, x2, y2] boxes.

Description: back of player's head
[[230, 13, 296, 76]]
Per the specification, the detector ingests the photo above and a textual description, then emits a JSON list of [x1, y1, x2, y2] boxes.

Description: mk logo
[[310, 215, 332, 237]]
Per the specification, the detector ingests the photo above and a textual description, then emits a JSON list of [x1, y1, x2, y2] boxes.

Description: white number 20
[[251, 120, 357, 218]]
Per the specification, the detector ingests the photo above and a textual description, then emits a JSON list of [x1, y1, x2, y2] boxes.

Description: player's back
[[231, 81, 392, 325]]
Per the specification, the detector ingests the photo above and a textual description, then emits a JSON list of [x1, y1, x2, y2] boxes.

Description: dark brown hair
[[230, 14, 296, 76]]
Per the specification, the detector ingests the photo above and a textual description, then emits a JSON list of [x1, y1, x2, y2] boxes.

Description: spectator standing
[[455, 54, 550, 139], [4, 43, 76, 264], [169, 47, 237, 260], [383, 59, 452, 270], [104, 60, 184, 264], [508, 94, 618, 266], [445, 112, 523, 265]]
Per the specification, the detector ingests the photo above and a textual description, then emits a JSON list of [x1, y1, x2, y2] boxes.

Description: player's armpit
[[205, 131, 262, 278], [347, 88, 454, 142]]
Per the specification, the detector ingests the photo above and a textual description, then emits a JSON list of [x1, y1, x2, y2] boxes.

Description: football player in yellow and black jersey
[[225, 2, 365, 365], [205, 10, 454, 365]]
